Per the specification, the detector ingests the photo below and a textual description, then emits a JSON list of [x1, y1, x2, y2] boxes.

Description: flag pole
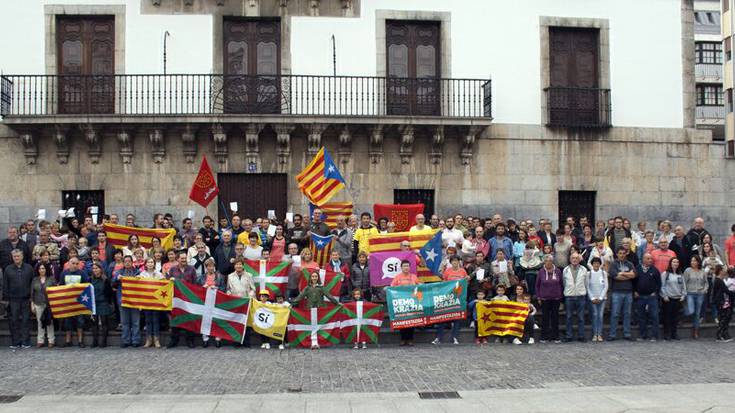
[[219, 200, 231, 227]]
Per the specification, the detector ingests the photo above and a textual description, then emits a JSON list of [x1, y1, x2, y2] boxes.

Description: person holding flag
[[391, 260, 423, 346], [291, 271, 341, 309]]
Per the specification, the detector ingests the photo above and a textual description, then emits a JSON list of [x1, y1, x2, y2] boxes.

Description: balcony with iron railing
[[0, 74, 492, 123], [695, 63, 723, 83], [544, 87, 612, 128]]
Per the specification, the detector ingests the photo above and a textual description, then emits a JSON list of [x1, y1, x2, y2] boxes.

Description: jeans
[[608, 292, 633, 339], [32, 303, 54, 345], [564, 295, 586, 340], [144, 310, 160, 337], [589, 299, 605, 337], [540, 299, 560, 341], [8, 299, 31, 346], [436, 320, 462, 342], [636, 294, 660, 339], [120, 307, 141, 345], [686, 293, 705, 328]]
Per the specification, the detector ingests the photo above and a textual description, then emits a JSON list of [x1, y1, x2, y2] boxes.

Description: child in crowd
[[490, 285, 510, 343], [348, 288, 370, 349], [513, 293, 537, 345], [76, 237, 91, 262], [468, 290, 489, 345], [492, 250, 516, 288], [257, 290, 274, 349]]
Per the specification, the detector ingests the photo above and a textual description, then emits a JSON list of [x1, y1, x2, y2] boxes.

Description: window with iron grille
[[696, 42, 723, 64], [61, 190, 105, 224], [393, 189, 435, 219], [697, 84, 724, 106]]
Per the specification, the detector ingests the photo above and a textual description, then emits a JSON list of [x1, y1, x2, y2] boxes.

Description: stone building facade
[[0, 0, 733, 239]]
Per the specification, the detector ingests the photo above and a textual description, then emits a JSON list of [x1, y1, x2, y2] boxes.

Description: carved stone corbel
[[309, 0, 320, 16], [183, 0, 194, 6], [116, 128, 134, 164], [181, 124, 198, 164], [211, 124, 228, 165], [151, 0, 161, 6], [460, 126, 483, 166], [306, 123, 327, 156], [19, 130, 38, 165], [369, 125, 384, 164], [149, 128, 166, 164], [83, 124, 102, 164], [430, 126, 444, 165], [53, 125, 70, 164], [279, 0, 288, 9], [245, 123, 265, 169], [216, 0, 226, 5], [273, 124, 295, 168], [399, 125, 415, 165], [337, 125, 351, 165]]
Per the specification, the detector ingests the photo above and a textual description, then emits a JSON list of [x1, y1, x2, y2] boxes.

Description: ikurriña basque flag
[[296, 147, 346, 206], [46, 283, 96, 318]]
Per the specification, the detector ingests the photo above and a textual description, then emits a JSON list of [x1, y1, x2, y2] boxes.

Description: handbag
[[40, 305, 53, 328]]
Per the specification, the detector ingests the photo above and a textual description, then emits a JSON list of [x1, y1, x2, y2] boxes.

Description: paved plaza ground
[[0, 340, 734, 411]]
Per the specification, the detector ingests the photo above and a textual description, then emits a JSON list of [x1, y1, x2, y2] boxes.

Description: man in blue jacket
[[634, 253, 662, 341]]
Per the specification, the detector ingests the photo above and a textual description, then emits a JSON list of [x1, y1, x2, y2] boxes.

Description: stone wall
[[0, 122, 732, 241]]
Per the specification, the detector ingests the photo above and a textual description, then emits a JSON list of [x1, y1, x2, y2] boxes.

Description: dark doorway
[[217, 173, 287, 222], [386, 20, 440, 116], [57, 16, 115, 114], [393, 189, 435, 219], [61, 190, 105, 224], [558, 191, 596, 230], [548, 27, 600, 126], [223, 18, 281, 114]]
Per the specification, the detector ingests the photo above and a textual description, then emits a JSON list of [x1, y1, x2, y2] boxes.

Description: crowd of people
[[2, 208, 735, 350]]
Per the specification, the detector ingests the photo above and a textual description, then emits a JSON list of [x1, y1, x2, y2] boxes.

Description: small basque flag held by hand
[[419, 231, 444, 276]]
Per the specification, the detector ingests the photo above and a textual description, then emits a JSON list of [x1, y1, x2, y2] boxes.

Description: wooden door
[[548, 27, 599, 125], [57, 16, 115, 114], [217, 173, 287, 222], [386, 20, 440, 116], [223, 19, 281, 114], [558, 191, 596, 230]]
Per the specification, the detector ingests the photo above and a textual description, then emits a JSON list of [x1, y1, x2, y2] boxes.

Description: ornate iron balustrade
[[545, 87, 612, 128], [0, 74, 492, 119]]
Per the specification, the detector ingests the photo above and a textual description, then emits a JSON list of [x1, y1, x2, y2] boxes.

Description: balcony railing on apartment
[[695, 63, 723, 82], [0, 74, 492, 119], [696, 105, 726, 120], [545, 87, 612, 128]]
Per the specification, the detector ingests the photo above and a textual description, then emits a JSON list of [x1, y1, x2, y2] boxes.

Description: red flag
[[287, 305, 344, 348], [373, 204, 424, 232], [189, 156, 219, 208], [341, 301, 384, 344]]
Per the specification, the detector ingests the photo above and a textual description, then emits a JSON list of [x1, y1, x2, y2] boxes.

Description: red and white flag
[[189, 155, 219, 208]]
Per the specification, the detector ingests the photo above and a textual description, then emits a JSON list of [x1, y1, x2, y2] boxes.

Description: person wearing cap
[[256, 289, 275, 349]]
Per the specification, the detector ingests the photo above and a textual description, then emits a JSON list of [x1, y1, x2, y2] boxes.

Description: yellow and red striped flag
[[367, 230, 441, 282], [309, 202, 353, 229], [296, 147, 346, 206], [121, 277, 173, 311], [477, 301, 530, 338], [102, 223, 176, 251], [46, 283, 96, 319]]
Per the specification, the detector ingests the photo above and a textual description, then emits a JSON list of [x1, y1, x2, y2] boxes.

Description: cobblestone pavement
[[1, 340, 734, 395]]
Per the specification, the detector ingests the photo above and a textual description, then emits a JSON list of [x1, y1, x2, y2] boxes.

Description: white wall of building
[[0, 0, 683, 127]]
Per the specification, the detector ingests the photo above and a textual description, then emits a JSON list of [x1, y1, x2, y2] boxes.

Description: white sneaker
[[534, 323, 540, 330], [528, 338, 535, 345], [311, 344, 320, 350], [469, 321, 475, 329], [513, 338, 522, 345], [278, 344, 285, 350], [260, 343, 266, 349], [264, 343, 271, 349], [452, 338, 459, 345], [431, 338, 440, 345], [353, 343, 359, 349], [361, 342, 367, 349]]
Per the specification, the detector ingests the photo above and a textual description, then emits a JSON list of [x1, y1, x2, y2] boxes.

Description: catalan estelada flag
[[309, 232, 334, 268], [121, 277, 173, 311], [102, 223, 176, 251], [367, 230, 441, 282], [477, 301, 529, 338], [309, 202, 353, 229], [46, 283, 96, 319], [296, 147, 345, 206]]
